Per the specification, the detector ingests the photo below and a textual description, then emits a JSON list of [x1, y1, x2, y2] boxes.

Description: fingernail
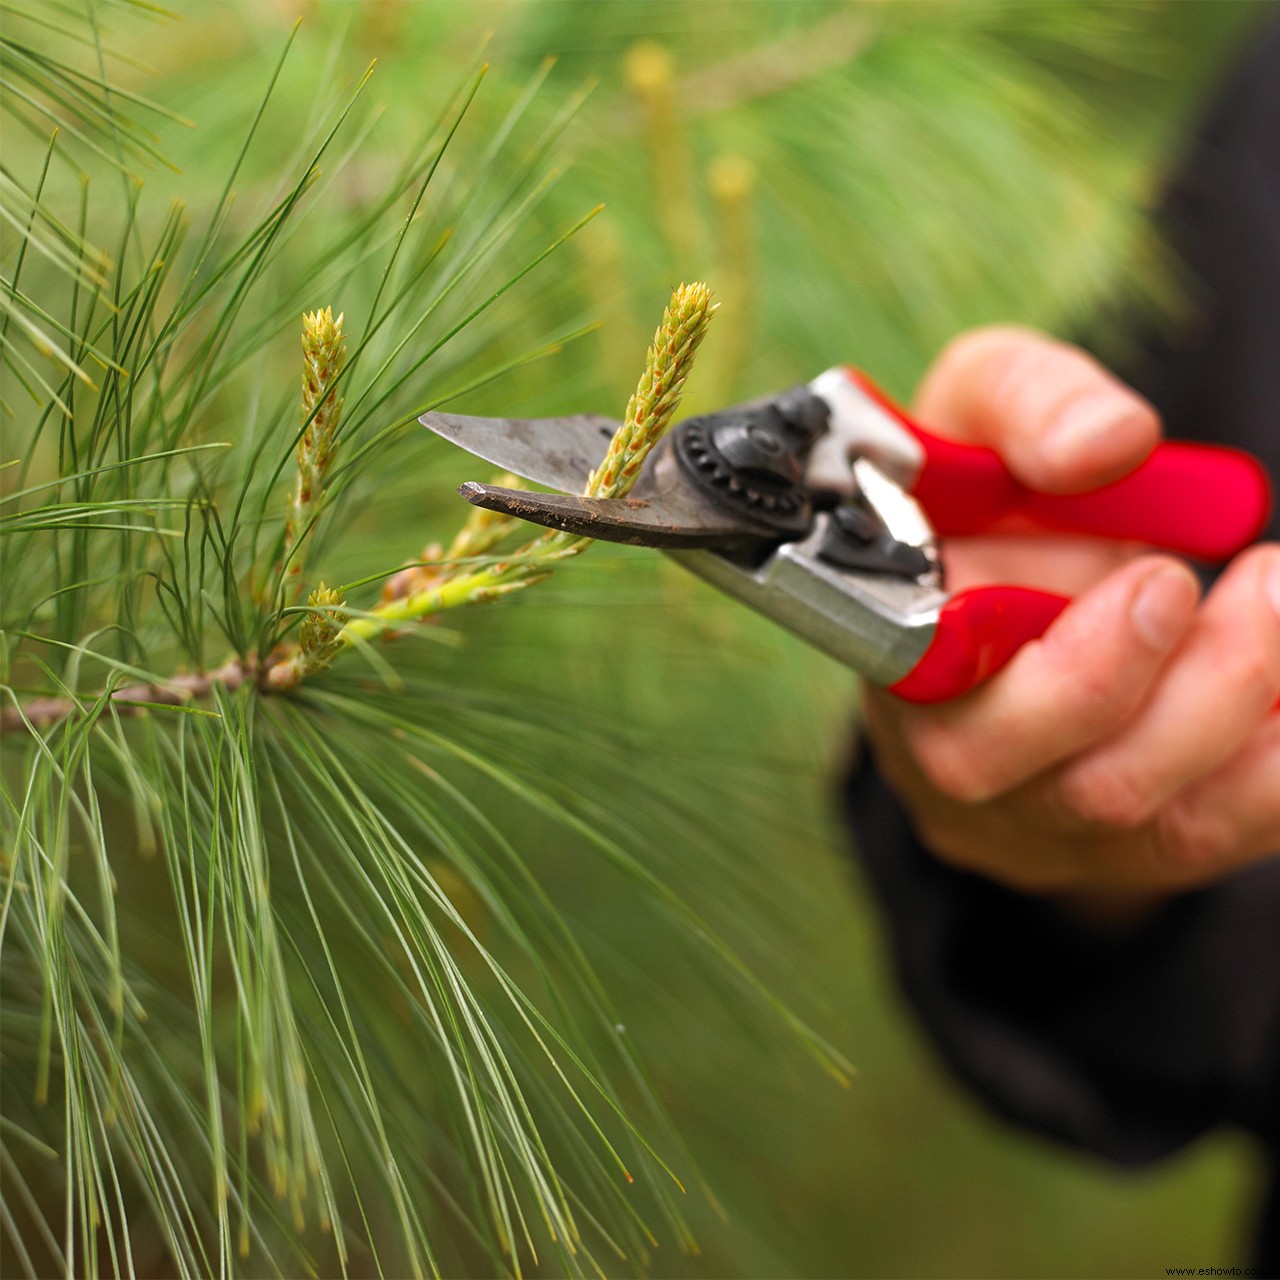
[[1130, 567, 1196, 650], [1043, 396, 1143, 469], [1267, 560, 1280, 619]]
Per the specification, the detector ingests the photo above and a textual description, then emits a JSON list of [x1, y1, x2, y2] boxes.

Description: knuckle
[[933, 325, 1043, 379], [920, 327, 1048, 422], [989, 336, 1063, 410], [1219, 545, 1280, 612], [908, 721, 1000, 805], [1052, 765, 1155, 832], [1227, 543, 1280, 577], [1218, 642, 1280, 708], [1156, 800, 1233, 872], [1056, 656, 1130, 736]]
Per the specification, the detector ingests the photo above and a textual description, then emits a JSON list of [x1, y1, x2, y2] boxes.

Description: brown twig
[[0, 657, 256, 734]]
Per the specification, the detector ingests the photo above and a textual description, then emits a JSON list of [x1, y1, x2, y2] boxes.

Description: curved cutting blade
[[457, 472, 782, 551], [420, 410, 623, 492]]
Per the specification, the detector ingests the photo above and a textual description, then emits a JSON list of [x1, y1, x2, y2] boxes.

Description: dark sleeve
[[1129, 17, 1280, 464], [846, 758, 1280, 1161], [846, 14, 1280, 1172]]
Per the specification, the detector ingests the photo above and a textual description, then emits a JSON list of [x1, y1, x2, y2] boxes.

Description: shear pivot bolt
[[832, 503, 878, 546]]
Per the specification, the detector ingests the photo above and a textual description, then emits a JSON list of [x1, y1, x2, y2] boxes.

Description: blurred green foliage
[[2, 0, 1271, 1275]]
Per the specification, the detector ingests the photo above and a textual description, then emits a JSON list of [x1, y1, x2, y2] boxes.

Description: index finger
[[914, 326, 1161, 495]]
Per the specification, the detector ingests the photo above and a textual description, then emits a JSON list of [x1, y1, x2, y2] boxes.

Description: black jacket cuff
[[844, 741, 1280, 1164]]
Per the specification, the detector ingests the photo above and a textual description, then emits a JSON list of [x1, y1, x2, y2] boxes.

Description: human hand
[[862, 327, 1280, 913]]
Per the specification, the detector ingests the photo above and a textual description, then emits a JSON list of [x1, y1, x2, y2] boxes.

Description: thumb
[[912, 326, 1161, 495]]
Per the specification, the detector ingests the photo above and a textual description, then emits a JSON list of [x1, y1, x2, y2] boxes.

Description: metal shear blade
[[425, 409, 785, 551], [456, 450, 785, 551], [419, 410, 621, 492]]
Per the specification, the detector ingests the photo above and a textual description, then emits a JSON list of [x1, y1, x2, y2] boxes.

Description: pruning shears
[[420, 367, 1272, 702]]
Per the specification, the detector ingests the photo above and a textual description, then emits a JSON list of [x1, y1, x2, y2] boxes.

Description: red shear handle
[[889, 587, 1069, 703], [844, 369, 1273, 561], [911, 431, 1271, 561]]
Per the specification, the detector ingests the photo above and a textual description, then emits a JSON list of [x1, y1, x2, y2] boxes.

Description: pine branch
[[1, 657, 253, 731], [0, 284, 716, 731]]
